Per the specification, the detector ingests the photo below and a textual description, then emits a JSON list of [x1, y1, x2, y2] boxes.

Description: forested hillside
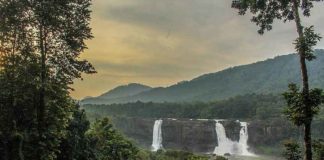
[[83, 83, 152, 104], [82, 49, 324, 104], [83, 94, 284, 120], [83, 94, 324, 155]]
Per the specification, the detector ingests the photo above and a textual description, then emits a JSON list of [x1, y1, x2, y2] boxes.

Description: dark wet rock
[[111, 117, 324, 154], [162, 119, 217, 153], [220, 121, 241, 142], [112, 117, 155, 148], [247, 118, 300, 147], [112, 117, 218, 153]]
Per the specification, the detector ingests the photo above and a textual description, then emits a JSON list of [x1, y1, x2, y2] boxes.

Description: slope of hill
[[81, 83, 152, 104], [82, 49, 324, 104]]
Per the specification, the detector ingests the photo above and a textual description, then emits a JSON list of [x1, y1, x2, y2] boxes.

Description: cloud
[[71, 0, 324, 99]]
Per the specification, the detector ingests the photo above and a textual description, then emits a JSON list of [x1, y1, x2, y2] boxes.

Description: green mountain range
[[82, 83, 152, 104], [81, 49, 324, 104]]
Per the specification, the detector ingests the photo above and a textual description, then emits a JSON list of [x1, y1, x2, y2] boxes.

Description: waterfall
[[151, 119, 163, 151], [213, 120, 255, 156], [238, 122, 255, 156], [213, 120, 236, 155]]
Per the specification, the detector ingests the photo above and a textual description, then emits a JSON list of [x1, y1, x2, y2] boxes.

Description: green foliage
[[253, 144, 285, 156], [82, 50, 324, 105], [57, 104, 96, 160], [88, 117, 139, 160], [232, 1, 323, 159], [1, 68, 83, 159], [232, 0, 322, 34], [283, 140, 302, 160], [134, 150, 151, 160], [283, 84, 323, 126], [135, 149, 208, 160], [0, 0, 95, 159], [84, 94, 284, 120], [57, 107, 144, 160], [294, 26, 322, 61], [213, 156, 228, 160], [313, 139, 324, 160]]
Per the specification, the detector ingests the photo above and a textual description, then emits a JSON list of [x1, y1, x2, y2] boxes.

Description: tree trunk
[[18, 136, 24, 160], [38, 23, 46, 160], [304, 122, 312, 160], [2, 139, 10, 160], [292, 0, 312, 160], [39, 24, 45, 128]]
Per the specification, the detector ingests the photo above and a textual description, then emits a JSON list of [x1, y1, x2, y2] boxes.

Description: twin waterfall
[[213, 120, 254, 156], [151, 119, 254, 156], [151, 119, 163, 151]]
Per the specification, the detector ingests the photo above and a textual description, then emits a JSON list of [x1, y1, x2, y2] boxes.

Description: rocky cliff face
[[162, 119, 217, 153], [112, 117, 244, 153], [221, 120, 241, 142], [112, 117, 155, 148], [247, 118, 324, 150], [247, 119, 300, 147], [111, 117, 324, 154]]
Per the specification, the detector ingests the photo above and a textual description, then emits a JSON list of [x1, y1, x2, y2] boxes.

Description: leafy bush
[[313, 139, 324, 160], [88, 117, 139, 160], [135, 149, 208, 160], [283, 140, 302, 160]]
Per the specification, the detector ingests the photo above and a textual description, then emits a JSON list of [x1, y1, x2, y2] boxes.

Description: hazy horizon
[[71, 0, 324, 99]]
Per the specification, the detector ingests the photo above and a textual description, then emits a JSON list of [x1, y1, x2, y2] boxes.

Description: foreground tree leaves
[[232, 0, 324, 159], [57, 104, 96, 160], [88, 117, 139, 160], [283, 84, 322, 126], [312, 139, 324, 160], [0, 0, 95, 159], [283, 140, 302, 160]]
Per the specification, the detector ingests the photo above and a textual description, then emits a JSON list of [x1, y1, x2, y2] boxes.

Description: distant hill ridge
[[82, 83, 152, 104], [81, 49, 324, 104]]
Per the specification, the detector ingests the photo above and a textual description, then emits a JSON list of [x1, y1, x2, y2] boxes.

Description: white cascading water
[[214, 120, 236, 155], [151, 119, 163, 151], [239, 122, 255, 156], [213, 120, 255, 156]]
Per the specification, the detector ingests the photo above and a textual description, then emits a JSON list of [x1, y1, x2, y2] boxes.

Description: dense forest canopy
[[83, 94, 324, 121]]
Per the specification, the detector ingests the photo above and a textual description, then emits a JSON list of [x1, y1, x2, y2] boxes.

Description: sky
[[70, 0, 324, 99]]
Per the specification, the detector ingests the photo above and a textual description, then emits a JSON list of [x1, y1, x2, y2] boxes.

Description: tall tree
[[30, 1, 95, 158], [0, 0, 95, 159], [0, 1, 40, 159], [231, 0, 323, 159]]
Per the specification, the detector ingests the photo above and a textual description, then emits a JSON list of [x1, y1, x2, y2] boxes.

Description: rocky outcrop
[[162, 119, 217, 153], [248, 118, 324, 149], [110, 117, 324, 154], [247, 118, 302, 148], [221, 121, 241, 142], [111, 117, 244, 153], [112, 117, 155, 148], [112, 117, 220, 153]]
